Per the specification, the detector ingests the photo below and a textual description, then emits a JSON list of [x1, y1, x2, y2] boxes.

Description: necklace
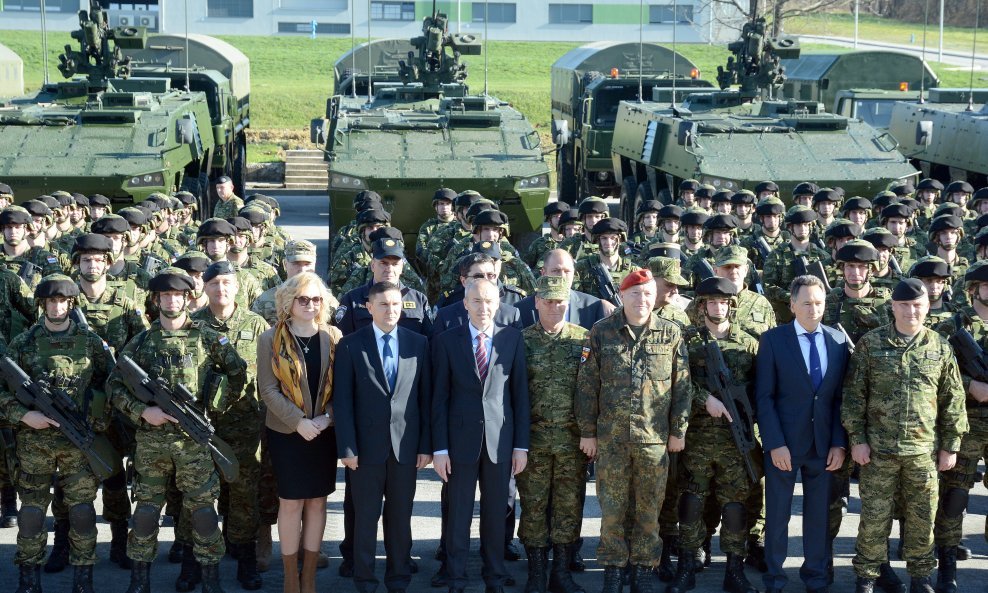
[[292, 331, 315, 354]]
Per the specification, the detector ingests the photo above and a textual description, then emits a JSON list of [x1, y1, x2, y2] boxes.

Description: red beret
[[619, 268, 653, 291]]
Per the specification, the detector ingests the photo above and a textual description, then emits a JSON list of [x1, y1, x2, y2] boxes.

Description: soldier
[[731, 191, 757, 237], [842, 197, 873, 230], [655, 206, 685, 245], [329, 208, 391, 295], [422, 191, 481, 293], [914, 179, 944, 231], [682, 214, 738, 288], [226, 216, 280, 291], [909, 256, 956, 330], [339, 226, 427, 296], [843, 278, 968, 593], [559, 197, 609, 261], [440, 209, 532, 295], [573, 219, 635, 307], [110, 268, 248, 593], [330, 191, 383, 262], [0, 206, 63, 288], [173, 252, 213, 313], [212, 176, 244, 220], [674, 179, 700, 209], [648, 256, 691, 329], [558, 209, 585, 240], [195, 218, 262, 310], [525, 202, 569, 269], [710, 191, 733, 216], [629, 200, 663, 249], [690, 245, 775, 340], [824, 241, 892, 344], [438, 241, 528, 308], [518, 275, 589, 593], [679, 210, 709, 259], [693, 186, 714, 214], [417, 188, 458, 266], [792, 182, 819, 209], [0, 182, 12, 209], [88, 194, 111, 223], [239, 206, 286, 278], [943, 181, 975, 219], [862, 228, 904, 292], [880, 203, 921, 270], [812, 189, 841, 231], [253, 240, 319, 326], [0, 274, 114, 593], [90, 214, 151, 299], [753, 181, 779, 202], [763, 206, 831, 323], [669, 276, 761, 593], [928, 215, 969, 285], [576, 268, 691, 593], [740, 197, 788, 273]]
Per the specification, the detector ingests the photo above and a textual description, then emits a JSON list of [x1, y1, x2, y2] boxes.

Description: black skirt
[[267, 425, 338, 500]]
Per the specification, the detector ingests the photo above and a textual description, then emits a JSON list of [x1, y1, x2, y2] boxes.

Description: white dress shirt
[[371, 323, 399, 369], [794, 320, 828, 378]]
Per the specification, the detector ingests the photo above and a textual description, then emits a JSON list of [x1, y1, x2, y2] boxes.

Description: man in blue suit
[[755, 274, 850, 593]]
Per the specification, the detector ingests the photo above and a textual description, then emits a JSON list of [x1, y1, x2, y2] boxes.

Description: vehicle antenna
[[638, 0, 645, 104], [920, 0, 929, 104], [40, 0, 50, 85], [367, 0, 373, 106], [968, 0, 981, 112], [350, 0, 356, 97], [184, 0, 191, 92], [670, 0, 678, 108], [484, 0, 490, 97]]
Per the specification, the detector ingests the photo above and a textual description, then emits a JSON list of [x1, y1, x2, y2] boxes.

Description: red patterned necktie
[[475, 333, 489, 383]]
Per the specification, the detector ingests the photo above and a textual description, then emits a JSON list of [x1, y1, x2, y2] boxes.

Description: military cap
[[238, 207, 268, 226], [679, 179, 700, 192], [916, 178, 944, 191], [696, 276, 738, 298], [173, 191, 197, 206], [368, 226, 403, 243], [973, 225, 988, 246], [711, 190, 733, 204], [619, 268, 653, 291], [91, 214, 130, 235], [888, 182, 914, 197], [535, 275, 570, 301], [433, 188, 457, 202], [578, 196, 609, 216], [754, 181, 779, 194], [636, 200, 663, 215], [472, 240, 502, 260], [755, 197, 786, 216], [714, 245, 749, 268], [681, 209, 710, 227], [862, 227, 898, 250], [648, 257, 690, 286], [558, 209, 582, 228], [644, 242, 682, 261], [881, 203, 912, 221], [353, 190, 382, 205], [35, 274, 79, 299], [22, 200, 52, 218], [812, 188, 841, 204], [836, 240, 878, 263], [793, 182, 819, 196], [900, 197, 921, 211], [214, 175, 232, 185], [454, 190, 484, 209], [824, 220, 862, 240], [174, 251, 212, 273], [971, 188, 988, 206], [934, 203, 964, 219], [372, 237, 405, 260], [72, 233, 113, 255], [928, 214, 964, 234], [72, 193, 90, 207], [197, 218, 237, 238], [591, 218, 628, 237], [658, 205, 683, 219], [871, 191, 897, 210], [285, 240, 317, 263], [146, 192, 169, 205], [37, 195, 59, 210], [355, 208, 391, 227], [54, 194, 74, 209], [704, 213, 738, 230], [353, 197, 379, 213], [0, 207, 32, 226], [149, 268, 196, 292], [842, 196, 872, 213], [203, 261, 237, 283], [891, 278, 927, 301], [976, 213, 988, 233], [543, 202, 568, 219], [945, 180, 974, 195], [247, 193, 280, 210], [464, 201, 495, 221], [966, 260, 988, 283], [88, 194, 111, 207], [245, 200, 273, 217], [117, 207, 147, 227], [473, 209, 509, 228], [784, 206, 817, 224], [227, 216, 252, 234], [909, 256, 951, 279], [730, 190, 757, 205], [694, 185, 715, 200], [0, 183, 12, 196]]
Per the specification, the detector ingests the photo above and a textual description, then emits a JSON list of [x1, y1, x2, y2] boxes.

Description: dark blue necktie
[[382, 334, 396, 392], [804, 331, 823, 391]]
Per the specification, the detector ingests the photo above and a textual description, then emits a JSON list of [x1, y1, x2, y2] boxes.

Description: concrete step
[[285, 164, 329, 173], [285, 175, 328, 183], [284, 182, 330, 190]]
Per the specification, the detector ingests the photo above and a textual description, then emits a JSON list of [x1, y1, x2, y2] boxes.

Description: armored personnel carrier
[[609, 16, 919, 221], [311, 3, 550, 247], [0, 1, 249, 215]]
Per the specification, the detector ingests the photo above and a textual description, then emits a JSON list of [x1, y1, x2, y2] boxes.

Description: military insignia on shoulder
[[403, 301, 416, 309], [580, 346, 591, 363], [482, 241, 493, 248], [47, 256, 57, 264], [218, 335, 230, 346], [102, 340, 110, 351], [334, 306, 347, 324], [385, 239, 396, 247], [135, 309, 142, 316]]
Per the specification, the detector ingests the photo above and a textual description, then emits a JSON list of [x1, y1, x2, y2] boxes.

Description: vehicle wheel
[[232, 135, 247, 198], [619, 176, 638, 225], [556, 145, 578, 205], [630, 183, 654, 228], [180, 169, 211, 221]]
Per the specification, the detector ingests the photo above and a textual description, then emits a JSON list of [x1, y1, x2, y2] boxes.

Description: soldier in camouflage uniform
[[693, 186, 715, 214], [239, 205, 286, 279], [573, 219, 635, 307], [90, 214, 151, 302], [824, 241, 892, 344], [842, 278, 968, 593], [559, 197, 608, 262], [0, 275, 114, 593], [524, 202, 568, 270], [416, 188, 457, 268], [195, 218, 263, 311], [253, 240, 318, 326], [440, 209, 533, 296], [0, 207, 64, 288], [928, 215, 969, 286], [878, 203, 920, 272], [226, 216, 281, 291], [739, 198, 788, 273], [173, 251, 213, 313], [575, 268, 692, 593], [649, 257, 691, 330], [682, 214, 740, 289], [811, 189, 841, 233], [673, 179, 700, 210], [519, 275, 589, 593], [763, 207, 832, 323], [339, 226, 426, 296], [328, 208, 391, 294], [422, 191, 483, 300], [212, 176, 244, 220], [110, 268, 248, 593], [329, 191, 382, 265], [670, 277, 761, 593], [679, 210, 709, 260], [731, 191, 758, 238], [913, 179, 943, 232], [628, 200, 663, 250], [710, 191, 733, 216], [688, 245, 776, 340], [909, 256, 956, 331], [842, 197, 872, 230], [861, 228, 904, 292]]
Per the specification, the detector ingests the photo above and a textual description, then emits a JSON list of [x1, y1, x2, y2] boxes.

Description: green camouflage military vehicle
[[550, 42, 715, 203], [609, 16, 918, 221], [0, 1, 249, 215], [311, 4, 550, 248]]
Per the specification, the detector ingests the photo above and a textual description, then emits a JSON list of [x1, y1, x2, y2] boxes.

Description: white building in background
[[0, 1, 745, 43]]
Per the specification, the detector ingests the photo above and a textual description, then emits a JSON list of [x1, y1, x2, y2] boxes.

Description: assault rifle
[[116, 356, 239, 481], [795, 256, 832, 292], [0, 356, 119, 480], [700, 330, 759, 483], [17, 261, 36, 285], [592, 262, 622, 307], [754, 237, 772, 266], [888, 255, 903, 277], [948, 320, 988, 387], [832, 298, 856, 353]]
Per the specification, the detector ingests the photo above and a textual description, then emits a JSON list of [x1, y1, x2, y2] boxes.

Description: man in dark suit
[[432, 279, 530, 593], [515, 248, 613, 331], [756, 274, 850, 593], [334, 281, 433, 593], [433, 253, 522, 335]]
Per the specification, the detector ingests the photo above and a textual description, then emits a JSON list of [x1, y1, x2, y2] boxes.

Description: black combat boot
[[549, 544, 584, 593], [201, 563, 226, 593], [656, 536, 677, 583], [71, 564, 95, 593], [955, 544, 970, 561], [175, 544, 201, 592], [569, 540, 586, 572], [15, 563, 42, 593], [877, 545, 906, 593], [856, 577, 876, 593], [908, 576, 934, 593], [168, 539, 185, 564], [43, 519, 70, 573], [110, 520, 132, 569], [723, 553, 758, 593], [525, 547, 549, 593], [693, 536, 711, 572], [666, 552, 696, 593], [744, 539, 768, 573], [630, 565, 656, 593], [235, 543, 263, 591], [601, 566, 623, 593], [1, 485, 18, 528], [936, 546, 957, 593], [124, 561, 152, 593]]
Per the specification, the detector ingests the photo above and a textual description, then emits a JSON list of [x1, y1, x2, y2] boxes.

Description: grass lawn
[[786, 12, 986, 55]]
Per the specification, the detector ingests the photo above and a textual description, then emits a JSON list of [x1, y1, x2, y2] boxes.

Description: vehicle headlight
[[126, 172, 165, 188], [330, 174, 366, 190], [518, 175, 550, 190], [700, 176, 738, 191]]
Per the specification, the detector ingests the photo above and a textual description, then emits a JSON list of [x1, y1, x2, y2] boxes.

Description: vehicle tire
[[231, 134, 247, 198], [556, 145, 578, 205], [630, 183, 654, 228], [619, 176, 638, 225]]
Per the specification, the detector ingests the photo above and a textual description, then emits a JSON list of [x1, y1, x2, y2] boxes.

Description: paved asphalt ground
[[3, 193, 985, 592]]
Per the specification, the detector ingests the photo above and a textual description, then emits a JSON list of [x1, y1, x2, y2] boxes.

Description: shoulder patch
[[334, 305, 347, 324], [218, 335, 229, 346], [403, 301, 416, 309], [47, 256, 57, 264], [580, 346, 591, 363]]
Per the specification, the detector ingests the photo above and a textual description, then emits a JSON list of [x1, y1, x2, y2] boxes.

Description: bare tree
[[699, 0, 852, 36]]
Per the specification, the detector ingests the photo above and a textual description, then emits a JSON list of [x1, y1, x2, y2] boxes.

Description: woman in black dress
[[257, 271, 341, 593]]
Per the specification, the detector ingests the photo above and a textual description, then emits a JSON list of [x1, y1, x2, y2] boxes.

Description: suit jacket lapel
[[460, 325, 481, 383], [484, 326, 503, 395], [784, 323, 816, 393], [821, 328, 842, 388], [363, 326, 390, 394], [394, 328, 414, 397]]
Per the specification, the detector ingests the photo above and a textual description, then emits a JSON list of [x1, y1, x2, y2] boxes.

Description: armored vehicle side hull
[[890, 98, 988, 186]]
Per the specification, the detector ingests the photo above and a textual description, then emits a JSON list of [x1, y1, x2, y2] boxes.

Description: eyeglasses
[[468, 273, 498, 280], [295, 296, 323, 306]]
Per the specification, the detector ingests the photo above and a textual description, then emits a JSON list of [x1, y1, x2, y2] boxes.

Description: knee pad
[[17, 506, 45, 538], [68, 503, 97, 537], [678, 492, 703, 524], [132, 503, 161, 538], [721, 502, 746, 533], [190, 506, 219, 538], [941, 488, 969, 519], [103, 471, 127, 491]]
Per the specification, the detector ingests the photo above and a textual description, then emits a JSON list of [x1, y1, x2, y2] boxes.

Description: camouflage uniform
[[823, 286, 892, 343], [337, 249, 426, 296], [739, 229, 789, 272], [523, 233, 560, 270], [559, 235, 598, 262], [415, 215, 452, 266], [575, 308, 692, 567], [0, 267, 36, 344], [236, 254, 281, 292], [572, 254, 635, 304], [0, 246, 64, 288], [686, 289, 775, 340], [842, 324, 968, 579], [213, 196, 245, 220], [762, 243, 832, 323]]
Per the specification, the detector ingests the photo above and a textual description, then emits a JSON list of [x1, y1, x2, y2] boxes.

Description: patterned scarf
[[270, 320, 334, 415]]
